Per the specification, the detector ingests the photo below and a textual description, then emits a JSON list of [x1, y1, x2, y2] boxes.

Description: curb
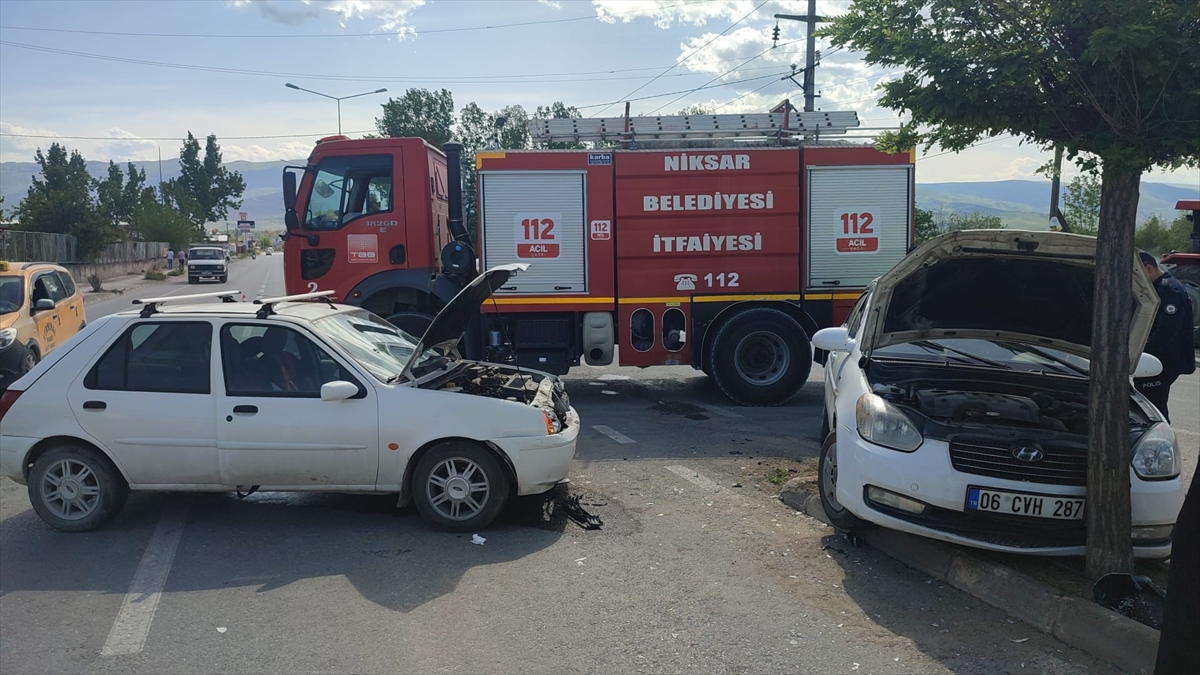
[[780, 479, 1160, 674]]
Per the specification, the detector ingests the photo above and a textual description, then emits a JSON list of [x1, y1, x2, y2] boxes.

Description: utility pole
[[776, 0, 824, 112], [1048, 144, 1072, 233]]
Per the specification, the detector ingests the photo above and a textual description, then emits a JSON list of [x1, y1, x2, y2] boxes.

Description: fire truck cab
[[283, 112, 916, 405]]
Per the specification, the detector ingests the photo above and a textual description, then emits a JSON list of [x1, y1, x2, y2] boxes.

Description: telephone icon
[[674, 274, 697, 291]]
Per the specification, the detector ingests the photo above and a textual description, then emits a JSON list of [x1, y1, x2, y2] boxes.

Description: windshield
[[189, 249, 224, 260], [312, 309, 443, 382], [0, 276, 24, 314], [874, 339, 1089, 376]]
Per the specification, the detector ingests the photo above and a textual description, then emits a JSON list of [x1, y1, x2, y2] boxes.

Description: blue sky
[[1, 0, 1196, 186]]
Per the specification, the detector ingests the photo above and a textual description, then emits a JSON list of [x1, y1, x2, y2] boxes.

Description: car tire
[[412, 441, 510, 532], [20, 346, 39, 375], [27, 443, 128, 532], [708, 308, 812, 406], [188, 277, 197, 285], [386, 311, 435, 339], [818, 433, 865, 532], [220, 275, 228, 284]]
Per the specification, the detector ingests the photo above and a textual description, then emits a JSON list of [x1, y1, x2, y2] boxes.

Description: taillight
[[0, 389, 23, 427]]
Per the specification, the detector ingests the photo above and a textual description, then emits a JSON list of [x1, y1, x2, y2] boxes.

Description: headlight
[[856, 393, 923, 452], [542, 412, 560, 435], [1131, 423, 1178, 479], [0, 327, 16, 350]]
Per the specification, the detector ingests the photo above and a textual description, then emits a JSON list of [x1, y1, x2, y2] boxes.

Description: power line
[[917, 136, 1010, 161], [714, 78, 786, 111], [578, 71, 786, 110], [594, 0, 770, 116], [0, 0, 718, 39], [0, 39, 806, 86], [648, 39, 800, 115], [0, 130, 375, 141]]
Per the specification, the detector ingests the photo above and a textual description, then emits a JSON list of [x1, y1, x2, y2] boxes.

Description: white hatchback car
[[812, 231, 1185, 558], [0, 264, 579, 532]]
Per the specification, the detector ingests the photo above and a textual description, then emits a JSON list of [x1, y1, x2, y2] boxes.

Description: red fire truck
[[281, 111, 915, 405]]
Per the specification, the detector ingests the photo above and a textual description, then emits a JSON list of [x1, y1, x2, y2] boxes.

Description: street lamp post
[[284, 83, 388, 135]]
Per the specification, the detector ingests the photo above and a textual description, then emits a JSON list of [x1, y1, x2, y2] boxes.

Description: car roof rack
[[252, 290, 336, 318], [132, 290, 242, 317]]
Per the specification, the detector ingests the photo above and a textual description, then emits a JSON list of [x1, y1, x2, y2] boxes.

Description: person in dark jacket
[[1134, 251, 1196, 423], [1155, 474, 1199, 675]]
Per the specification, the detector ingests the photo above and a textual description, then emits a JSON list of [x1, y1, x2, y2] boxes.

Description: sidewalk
[[82, 269, 176, 298], [779, 478, 1162, 674]]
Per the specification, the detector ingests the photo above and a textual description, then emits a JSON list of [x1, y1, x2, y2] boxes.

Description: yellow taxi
[[1, 261, 86, 389]]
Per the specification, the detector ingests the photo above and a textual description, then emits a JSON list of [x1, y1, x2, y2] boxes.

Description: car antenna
[[487, 283, 531, 405]]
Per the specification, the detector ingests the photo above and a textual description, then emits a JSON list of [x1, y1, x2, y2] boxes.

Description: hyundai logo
[[1012, 445, 1045, 463]]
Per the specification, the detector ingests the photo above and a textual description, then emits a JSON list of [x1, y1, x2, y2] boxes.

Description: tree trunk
[[1084, 165, 1141, 580]]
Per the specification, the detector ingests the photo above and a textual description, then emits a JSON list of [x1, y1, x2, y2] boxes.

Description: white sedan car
[[812, 231, 1184, 558], [0, 264, 579, 532]]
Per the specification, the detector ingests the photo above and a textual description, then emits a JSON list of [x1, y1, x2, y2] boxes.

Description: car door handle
[[233, 405, 258, 414], [82, 401, 107, 411]]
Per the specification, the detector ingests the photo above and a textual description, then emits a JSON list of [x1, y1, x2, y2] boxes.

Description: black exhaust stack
[[440, 141, 477, 280], [442, 141, 469, 243]]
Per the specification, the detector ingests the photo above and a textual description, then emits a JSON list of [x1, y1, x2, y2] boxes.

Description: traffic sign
[[237, 220, 255, 230], [239, 212, 248, 221]]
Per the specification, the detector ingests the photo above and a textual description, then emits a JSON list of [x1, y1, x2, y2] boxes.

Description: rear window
[[85, 321, 213, 394]]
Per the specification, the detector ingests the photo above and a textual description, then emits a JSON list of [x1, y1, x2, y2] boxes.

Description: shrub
[[87, 273, 103, 292], [167, 269, 182, 277], [144, 270, 166, 281]]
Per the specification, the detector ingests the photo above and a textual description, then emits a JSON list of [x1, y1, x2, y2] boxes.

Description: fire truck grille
[[515, 320, 570, 348]]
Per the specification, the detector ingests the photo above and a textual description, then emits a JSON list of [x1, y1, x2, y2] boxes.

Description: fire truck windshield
[[303, 154, 394, 230], [313, 309, 441, 382]]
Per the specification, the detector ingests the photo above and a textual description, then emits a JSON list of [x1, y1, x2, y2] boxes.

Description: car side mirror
[[812, 326, 854, 353], [34, 298, 55, 312], [321, 380, 359, 402], [1133, 353, 1163, 379]]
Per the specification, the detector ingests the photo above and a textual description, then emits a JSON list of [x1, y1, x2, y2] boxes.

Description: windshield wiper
[[913, 341, 1010, 370], [996, 342, 1088, 376]]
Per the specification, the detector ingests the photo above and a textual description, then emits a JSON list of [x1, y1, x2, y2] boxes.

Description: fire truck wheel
[[708, 308, 811, 406], [386, 311, 434, 338]]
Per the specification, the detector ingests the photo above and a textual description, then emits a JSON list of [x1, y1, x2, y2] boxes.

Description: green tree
[[130, 190, 200, 250], [95, 161, 151, 228], [825, 0, 1200, 577], [945, 212, 1004, 232], [1062, 174, 1102, 236], [676, 104, 716, 116], [376, 88, 455, 147], [1136, 214, 1195, 255], [163, 133, 246, 226], [914, 207, 938, 244], [15, 143, 115, 259]]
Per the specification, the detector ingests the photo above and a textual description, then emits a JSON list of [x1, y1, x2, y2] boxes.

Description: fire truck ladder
[[528, 111, 860, 144]]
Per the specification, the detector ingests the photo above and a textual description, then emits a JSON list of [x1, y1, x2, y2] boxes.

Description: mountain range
[[2, 159, 1196, 230]]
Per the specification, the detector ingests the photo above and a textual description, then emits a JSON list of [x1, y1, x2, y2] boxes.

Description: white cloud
[[228, 0, 426, 37], [221, 142, 311, 162], [538, 0, 563, 8], [592, 1, 844, 29], [990, 156, 1044, 180]]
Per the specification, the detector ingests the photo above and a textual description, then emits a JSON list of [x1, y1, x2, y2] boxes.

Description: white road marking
[[665, 465, 741, 498], [100, 498, 192, 657], [592, 425, 636, 444], [692, 402, 744, 418], [258, 266, 271, 300]]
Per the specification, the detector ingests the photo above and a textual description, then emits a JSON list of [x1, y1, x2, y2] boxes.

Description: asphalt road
[[1, 254, 1194, 674]]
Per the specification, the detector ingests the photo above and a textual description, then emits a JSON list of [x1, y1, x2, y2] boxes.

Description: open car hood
[[863, 230, 1159, 371], [399, 263, 527, 380]]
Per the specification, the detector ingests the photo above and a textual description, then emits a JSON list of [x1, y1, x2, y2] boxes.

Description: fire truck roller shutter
[[480, 171, 587, 294], [807, 165, 912, 289]]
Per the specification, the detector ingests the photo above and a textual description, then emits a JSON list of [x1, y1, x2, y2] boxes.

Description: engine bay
[[866, 360, 1154, 439], [420, 362, 571, 427]]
